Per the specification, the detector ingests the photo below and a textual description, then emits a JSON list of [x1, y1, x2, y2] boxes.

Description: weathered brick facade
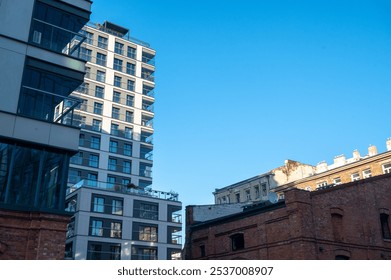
[[184, 173, 391, 260], [0, 209, 70, 260]]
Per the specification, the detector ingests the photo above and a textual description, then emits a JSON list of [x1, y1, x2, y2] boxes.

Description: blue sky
[[91, 0, 391, 207]]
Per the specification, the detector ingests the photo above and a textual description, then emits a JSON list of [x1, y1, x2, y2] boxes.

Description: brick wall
[[0, 209, 70, 260], [185, 173, 391, 260]]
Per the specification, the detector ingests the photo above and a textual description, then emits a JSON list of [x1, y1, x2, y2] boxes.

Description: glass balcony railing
[[29, 18, 86, 59]]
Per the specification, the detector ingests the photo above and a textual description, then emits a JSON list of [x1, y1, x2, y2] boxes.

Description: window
[[261, 183, 267, 196], [111, 123, 119, 136], [123, 161, 131, 174], [126, 62, 135, 75], [123, 143, 132, 156], [92, 119, 102, 132], [113, 91, 121, 103], [127, 46, 136, 59], [95, 86, 104, 98], [87, 173, 98, 187], [131, 247, 157, 260], [127, 80, 135, 91], [108, 158, 117, 171], [254, 185, 260, 199], [126, 95, 134, 107], [109, 245, 121, 260], [79, 134, 85, 146], [333, 177, 342, 185], [87, 242, 121, 260], [317, 181, 328, 188], [122, 179, 131, 186], [96, 52, 107, 66], [380, 213, 391, 239], [96, 70, 105, 82], [143, 84, 154, 97], [107, 176, 116, 188], [200, 245, 206, 257], [134, 201, 159, 220], [351, 172, 360, 182], [125, 127, 133, 139], [82, 30, 93, 44], [90, 136, 100, 149], [235, 193, 240, 203], [91, 220, 103, 236], [93, 102, 103, 115], [245, 189, 251, 201], [93, 197, 105, 213], [109, 140, 118, 153], [115, 42, 124, 55], [89, 154, 99, 168], [76, 82, 88, 94], [125, 111, 133, 123], [113, 58, 123, 72], [112, 107, 120, 120], [231, 233, 244, 251], [382, 163, 391, 174], [363, 169, 372, 179], [97, 36, 108, 49], [112, 200, 123, 215], [110, 222, 122, 238], [114, 76, 122, 87], [85, 67, 91, 79], [139, 225, 158, 241], [80, 47, 92, 61]]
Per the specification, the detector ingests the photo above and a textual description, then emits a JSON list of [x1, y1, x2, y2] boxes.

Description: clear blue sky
[[91, 0, 391, 207]]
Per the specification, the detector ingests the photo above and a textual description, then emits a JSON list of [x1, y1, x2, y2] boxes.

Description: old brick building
[[184, 173, 391, 260]]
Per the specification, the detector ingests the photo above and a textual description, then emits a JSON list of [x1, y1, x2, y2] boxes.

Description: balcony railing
[[30, 18, 86, 59], [67, 180, 179, 201]]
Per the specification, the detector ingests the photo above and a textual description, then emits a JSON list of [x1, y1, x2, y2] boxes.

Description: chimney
[[316, 161, 328, 173], [333, 154, 346, 167], [387, 138, 391, 151], [352, 149, 360, 161], [368, 145, 378, 156]]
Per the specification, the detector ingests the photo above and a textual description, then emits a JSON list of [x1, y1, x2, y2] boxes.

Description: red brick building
[[184, 173, 391, 260]]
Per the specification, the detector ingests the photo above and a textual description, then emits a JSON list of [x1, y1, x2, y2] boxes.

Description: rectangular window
[[382, 163, 391, 174], [351, 172, 360, 182], [91, 220, 103, 236], [125, 127, 133, 139], [245, 189, 251, 201], [235, 193, 240, 203], [126, 95, 134, 107], [231, 233, 244, 251], [108, 158, 117, 171], [363, 169, 372, 179], [125, 111, 133, 123], [89, 154, 99, 168], [123, 143, 132, 156], [127, 80, 135, 91], [80, 47, 92, 61], [97, 36, 108, 49], [90, 136, 100, 149], [92, 119, 102, 132], [131, 247, 157, 260], [96, 70, 105, 82], [113, 58, 123, 72], [261, 183, 267, 196], [112, 107, 120, 120], [333, 177, 342, 185], [254, 185, 260, 198], [109, 140, 118, 153], [112, 200, 123, 215], [111, 123, 119, 136], [134, 201, 159, 220], [95, 86, 104, 98], [110, 222, 122, 238], [113, 91, 121, 103], [143, 84, 154, 97], [82, 30, 93, 44], [123, 161, 131, 174], [87, 173, 98, 187], [93, 197, 105, 213], [114, 76, 122, 88], [380, 213, 391, 239], [127, 46, 136, 59], [70, 152, 83, 165], [93, 102, 103, 115], [115, 42, 124, 55], [122, 179, 131, 186], [79, 134, 85, 146], [107, 176, 116, 188], [126, 62, 136, 75], [96, 53, 107, 66], [139, 225, 158, 241], [317, 181, 328, 188]]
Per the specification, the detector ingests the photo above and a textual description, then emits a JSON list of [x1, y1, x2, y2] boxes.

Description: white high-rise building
[[65, 21, 182, 260]]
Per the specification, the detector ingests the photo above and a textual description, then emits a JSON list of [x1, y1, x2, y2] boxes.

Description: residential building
[[274, 138, 391, 196], [0, 0, 91, 259], [65, 21, 182, 260], [213, 160, 315, 204], [184, 173, 391, 260]]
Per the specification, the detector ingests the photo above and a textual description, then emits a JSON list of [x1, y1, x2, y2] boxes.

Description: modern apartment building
[[0, 0, 91, 259], [64, 21, 183, 260]]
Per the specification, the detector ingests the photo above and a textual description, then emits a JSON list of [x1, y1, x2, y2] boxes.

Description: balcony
[[30, 18, 86, 59], [142, 52, 155, 66], [67, 180, 179, 201]]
